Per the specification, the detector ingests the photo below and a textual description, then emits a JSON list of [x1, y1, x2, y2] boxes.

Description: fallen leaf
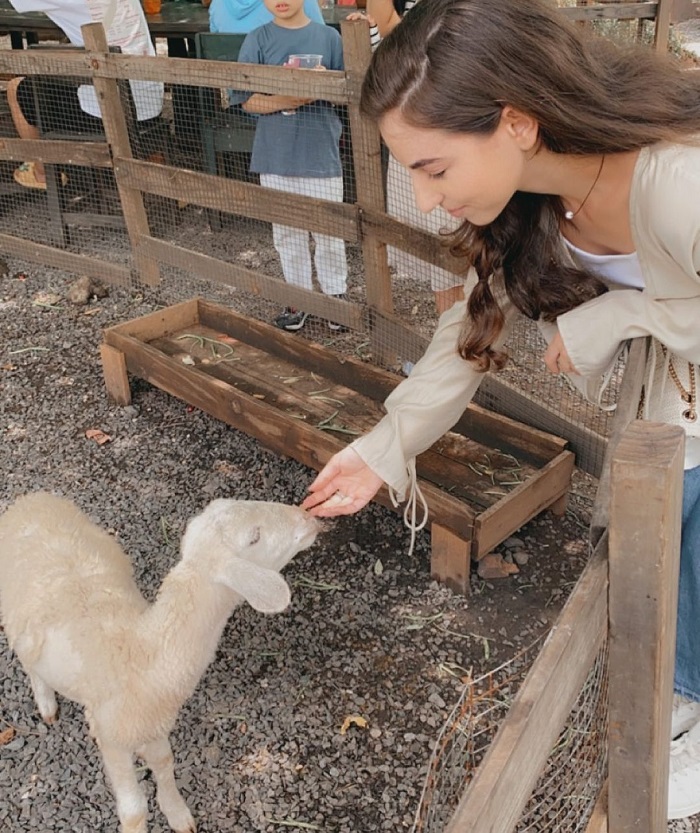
[[1, 363, 17, 371], [0, 727, 15, 745], [373, 559, 383, 576], [82, 307, 102, 316], [85, 428, 112, 445], [340, 715, 368, 735]]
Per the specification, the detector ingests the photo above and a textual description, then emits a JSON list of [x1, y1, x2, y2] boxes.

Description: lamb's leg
[[28, 672, 57, 723], [99, 743, 148, 833], [137, 736, 196, 833]]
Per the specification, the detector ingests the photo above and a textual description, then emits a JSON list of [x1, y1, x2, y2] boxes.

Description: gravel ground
[[0, 258, 603, 832]]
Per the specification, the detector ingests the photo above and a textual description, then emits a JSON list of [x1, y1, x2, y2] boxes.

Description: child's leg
[[259, 174, 313, 291], [675, 464, 700, 701], [309, 176, 347, 296]]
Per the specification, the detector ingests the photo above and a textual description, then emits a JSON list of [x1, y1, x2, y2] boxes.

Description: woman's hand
[[302, 446, 384, 517], [544, 331, 579, 375]]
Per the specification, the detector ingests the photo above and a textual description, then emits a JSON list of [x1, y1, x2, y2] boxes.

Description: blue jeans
[[675, 465, 700, 701]]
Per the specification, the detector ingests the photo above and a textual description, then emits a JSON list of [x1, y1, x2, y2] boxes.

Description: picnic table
[[0, 0, 356, 49]]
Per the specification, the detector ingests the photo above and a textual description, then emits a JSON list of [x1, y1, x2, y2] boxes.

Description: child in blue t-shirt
[[232, 0, 348, 332]]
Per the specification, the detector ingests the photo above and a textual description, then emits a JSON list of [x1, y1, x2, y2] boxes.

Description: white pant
[[260, 174, 348, 297]]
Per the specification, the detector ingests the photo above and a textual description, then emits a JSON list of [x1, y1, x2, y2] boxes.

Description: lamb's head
[[180, 499, 320, 613]]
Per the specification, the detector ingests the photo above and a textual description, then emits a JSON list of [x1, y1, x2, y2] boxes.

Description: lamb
[[0, 491, 320, 833]]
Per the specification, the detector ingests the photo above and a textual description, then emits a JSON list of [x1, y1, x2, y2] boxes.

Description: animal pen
[[0, 1, 695, 829]]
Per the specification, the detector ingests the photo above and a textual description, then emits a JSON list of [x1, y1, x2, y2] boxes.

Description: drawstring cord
[[389, 458, 429, 556]]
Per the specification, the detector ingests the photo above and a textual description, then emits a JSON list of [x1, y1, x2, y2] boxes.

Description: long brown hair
[[361, 0, 700, 371]]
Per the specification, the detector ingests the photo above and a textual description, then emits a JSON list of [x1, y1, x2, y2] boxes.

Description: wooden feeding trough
[[101, 299, 574, 594]]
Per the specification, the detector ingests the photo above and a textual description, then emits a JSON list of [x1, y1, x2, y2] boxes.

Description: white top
[[9, 0, 163, 121], [564, 239, 646, 289], [564, 238, 700, 469]]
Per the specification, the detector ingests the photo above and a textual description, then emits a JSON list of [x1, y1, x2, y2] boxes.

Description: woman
[[302, 0, 700, 818]]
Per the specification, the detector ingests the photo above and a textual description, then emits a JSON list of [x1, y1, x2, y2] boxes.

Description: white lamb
[[0, 491, 320, 833]]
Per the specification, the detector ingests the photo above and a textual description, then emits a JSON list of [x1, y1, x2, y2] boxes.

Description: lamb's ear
[[214, 558, 291, 613]]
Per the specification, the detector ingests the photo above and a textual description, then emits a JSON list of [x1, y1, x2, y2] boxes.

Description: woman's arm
[[557, 289, 700, 376], [304, 273, 520, 516]]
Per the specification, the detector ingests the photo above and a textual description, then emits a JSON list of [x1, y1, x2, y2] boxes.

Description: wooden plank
[[100, 343, 131, 406], [444, 535, 609, 833], [431, 523, 472, 596], [462, 403, 568, 464], [104, 298, 200, 343], [476, 374, 608, 478], [105, 329, 476, 539], [343, 21, 394, 366], [654, 0, 674, 49], [472, 450, 575, 559], [590, 337, 648, 543], [367, 306, 431, 366], [0, 138, 112, 167], [0, 51, 90, 78], [117, 159, 359, 242], [82, 23, 159, 286], [197, 301, 571, 464], [608, 421, 684, 832], [89, 52, 351, 102], [559, 2, 658, 21], [0, 232, 130, 287], [137, 239, 364, 332], [585, 783, 609, 833], [361, 206, 465, 277], [670, 0, 700, 22]]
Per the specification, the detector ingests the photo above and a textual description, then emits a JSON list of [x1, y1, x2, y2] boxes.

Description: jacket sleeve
[[557, 286, 700, 376], [350, 273, 517, 498]]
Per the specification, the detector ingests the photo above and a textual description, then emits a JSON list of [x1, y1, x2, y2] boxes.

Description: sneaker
[[327, 293, 349, 332], [274, 308, 308, 332], [672, 693, 700, 739], [668, 721, 700, 819]]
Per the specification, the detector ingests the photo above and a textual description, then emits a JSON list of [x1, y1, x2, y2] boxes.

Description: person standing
[[231, 0, 348, 332], [7, 0, 163, 189]]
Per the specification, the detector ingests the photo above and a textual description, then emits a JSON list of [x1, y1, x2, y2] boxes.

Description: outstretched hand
[[302, 446, 384, 517]]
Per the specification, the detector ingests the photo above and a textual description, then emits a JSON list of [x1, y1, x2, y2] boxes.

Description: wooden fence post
[[654, 0, 674, 52], [342, 21, 394, 366], [81, 22, 160, 285], [608, 420, 685, 832]]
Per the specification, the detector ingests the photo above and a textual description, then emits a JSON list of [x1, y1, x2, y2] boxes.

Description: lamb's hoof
[[43, 711, 58, 725]]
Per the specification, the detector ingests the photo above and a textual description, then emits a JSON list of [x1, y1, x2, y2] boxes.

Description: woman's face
[[379, 107, 536, 227]]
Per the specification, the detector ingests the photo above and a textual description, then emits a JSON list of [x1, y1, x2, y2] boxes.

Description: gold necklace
[[663, 346, 697, 423], [564, 155, 606, 221]]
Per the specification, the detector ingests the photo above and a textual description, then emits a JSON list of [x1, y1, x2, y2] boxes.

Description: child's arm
[[242, 93, 314, 115]]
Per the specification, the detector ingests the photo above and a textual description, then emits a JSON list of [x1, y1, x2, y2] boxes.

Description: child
[[232, 0, 348, 332]]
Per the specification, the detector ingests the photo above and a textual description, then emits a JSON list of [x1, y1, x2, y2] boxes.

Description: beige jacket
[[351, 141, 700, 500]]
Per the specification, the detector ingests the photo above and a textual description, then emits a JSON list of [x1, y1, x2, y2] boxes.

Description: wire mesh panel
[[413, 639, 609, 833]]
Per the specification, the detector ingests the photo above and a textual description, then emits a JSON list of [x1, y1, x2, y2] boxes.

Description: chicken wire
[[413, 638, 609, 833]]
